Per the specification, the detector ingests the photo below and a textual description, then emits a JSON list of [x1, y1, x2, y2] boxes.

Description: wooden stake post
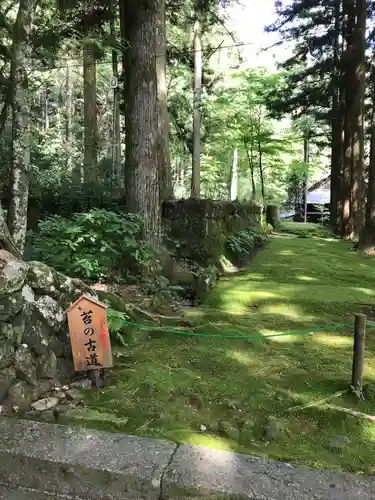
[[351, 313, 366, 396], [66, 295, 113, 388]]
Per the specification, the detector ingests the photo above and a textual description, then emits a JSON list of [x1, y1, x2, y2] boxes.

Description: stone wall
[[0, 250, 96, 413], [162, 199, 261, 264]]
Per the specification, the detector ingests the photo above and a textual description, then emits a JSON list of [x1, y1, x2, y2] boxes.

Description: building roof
[[307, 189, 330, 204], [308, 174, 330, 193], [307, 174, 330, 204]]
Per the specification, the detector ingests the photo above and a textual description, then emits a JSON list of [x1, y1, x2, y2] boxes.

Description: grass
[[59, 222, 375, 474]]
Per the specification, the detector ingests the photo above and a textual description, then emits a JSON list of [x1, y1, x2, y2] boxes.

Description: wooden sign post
[[66, 295, 113, 387]]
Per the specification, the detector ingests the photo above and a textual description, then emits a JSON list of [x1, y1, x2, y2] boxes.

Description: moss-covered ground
[[60, 222, 375, 474]]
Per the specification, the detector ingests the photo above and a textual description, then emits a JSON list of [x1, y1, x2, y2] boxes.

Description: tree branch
[[211, 13, 243, 63]]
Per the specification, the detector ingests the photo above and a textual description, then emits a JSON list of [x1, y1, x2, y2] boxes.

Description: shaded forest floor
[[61, 222, 375, 474]]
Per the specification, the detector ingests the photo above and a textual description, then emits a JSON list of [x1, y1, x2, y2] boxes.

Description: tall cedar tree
[[360, 63, 375, 249], [266, 0, 339, 220], [56, 0, 112, 183], [8, 0, 37, 253], [330, 0, 343, 231], [122, 0, 165, 241], [191, 18, 202, 198], [157, 0, 174, 202], [83, 39, 98, 182], [109, 0, 122, 185], [342, 0, 366, 239], [266, 0, 367, 239]]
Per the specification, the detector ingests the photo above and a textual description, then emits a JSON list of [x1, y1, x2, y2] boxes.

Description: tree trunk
[[229, 149, 238, 200], [330, 0, 343, 231], [359, 66, 375, 249], [350, 0, 366, 240], [8, 0, 36, 254], [191, 19, 202, 199], [119, 0, 126, 81], [65, 59, 75, 176], [110, 0, 122, 186], [258, 139, 265, 205], [119, 0, 126, 187], [83, 42, 98, 183], [123, 0, 162, 242], [303, 135, 309, 223], [249, 125, 256, 199], [341, 5, 354, 238], [360, 93, 375, 248], [337, 67, 346, 231], [244, 137, 256, 199], [44, 89, 49, 131], [157, 0, 173, 202], [341, 0, 366, 240], [257, 113, 265, 205]]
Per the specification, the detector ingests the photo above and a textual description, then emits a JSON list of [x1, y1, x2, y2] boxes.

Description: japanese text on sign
[[66, 295, 113, 372]]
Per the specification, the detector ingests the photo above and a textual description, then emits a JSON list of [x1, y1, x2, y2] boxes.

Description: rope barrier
[[120, 319, 355, 340]]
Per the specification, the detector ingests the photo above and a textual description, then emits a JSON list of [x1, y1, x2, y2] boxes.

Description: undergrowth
[[54, 223, 375, 474], [226, 226, 269, 259], [26, 209, 155, 281]]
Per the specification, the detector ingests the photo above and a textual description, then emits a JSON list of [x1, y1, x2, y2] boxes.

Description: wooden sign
[[66, 295, 113, 372]]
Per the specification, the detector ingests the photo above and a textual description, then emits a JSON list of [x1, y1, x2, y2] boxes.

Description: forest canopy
[[0, 0, 372, 253]]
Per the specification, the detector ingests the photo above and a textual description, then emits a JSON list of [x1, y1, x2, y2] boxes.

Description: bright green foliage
[[279, 221, 336, 239], [61, 225, 375, 473], [264, 0, 336, 127], [201, 69, 301, 202], [226, 227, 267, 258], [0, 0, 328, 225], [27, 209, 154, 280], [107, 308, 129, 346]]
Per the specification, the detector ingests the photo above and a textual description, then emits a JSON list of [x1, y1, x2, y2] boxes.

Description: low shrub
[[27, 208, 155, 281], [226, 227, 267, 258]]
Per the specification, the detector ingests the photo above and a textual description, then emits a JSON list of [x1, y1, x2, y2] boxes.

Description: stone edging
[[0, 418, 375, 499]]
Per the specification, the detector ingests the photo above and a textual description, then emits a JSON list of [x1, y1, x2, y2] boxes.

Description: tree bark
[[341, 4, 354, 238], [341, 0, 366, 240], [119, 0, 126, 187], [330, 0, 343, 231], [8, 0, 36, 254], [191, 19, 202, 199], [119, 0, 126, 80], [83, 41, 98, 183], [157, 0, 173, 202], [110, 0, 122, 186], [258, 137, 265, 205], [350, 0, 366, 240], [359, 64, 375, 250], [65, 59, 75, 176], [123, 0, 162, 242], [303, 135, 309, 223], [244, 137, 256, 199], [44, 88, 49, 131], [229, 149, 238, 200]]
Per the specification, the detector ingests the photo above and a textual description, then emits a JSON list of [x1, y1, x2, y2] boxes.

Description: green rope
[[367, 321, 375, 328], [121, 319, 354, 340]]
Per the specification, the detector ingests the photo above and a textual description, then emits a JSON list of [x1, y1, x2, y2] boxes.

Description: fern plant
[[107, 308, 129, 346], [227, 227, 267, 257]]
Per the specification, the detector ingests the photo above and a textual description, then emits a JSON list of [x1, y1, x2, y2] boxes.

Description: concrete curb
[[163, 445, 375, 499], [0, 418, 375, 499], [0, 417, 176, 499]]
